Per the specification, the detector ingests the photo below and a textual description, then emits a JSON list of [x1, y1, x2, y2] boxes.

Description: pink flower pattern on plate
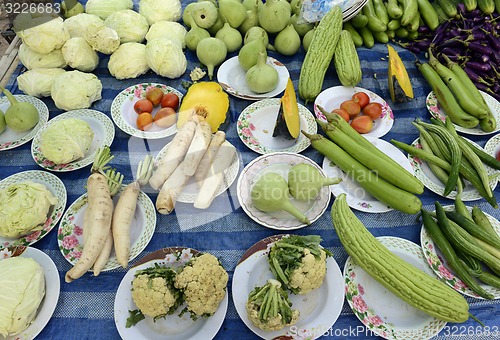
[[25, 230, 42, 243], [352, 295, 368, 313], [438, 264, 454, 280], [62, 235, 79, 250], [74, 225, 83, 236]]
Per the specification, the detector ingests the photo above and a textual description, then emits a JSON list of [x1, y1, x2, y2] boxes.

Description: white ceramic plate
[[155, 139, 240, 203], [57, 187, 156, 271], [31, 109, 115, 172], [0, 95, 49, 151], [426, 91, 500, 135], [217, 56, 289, 100], [322, 136, 414, 213], [0, 246, 60, 340], [232, 234, 344, 340], [114, 247, 228, 340], [343, 0, 368, 21], [485, 133, 500, 166], [237, 152, 331, 230], [314, 86, 394, 138], [236, 98, 317, 154], [408, 138, 498, 200], [420, 206, 500, 299], [0, 170, 67, 250], [301, 0, 368, 22], [111, 83, 183, 139], [344, 236, 447, 340]]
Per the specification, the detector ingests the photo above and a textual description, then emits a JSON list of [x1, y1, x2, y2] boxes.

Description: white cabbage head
[[0, 257, 45, 337], [62, 37, 99, 72], [51, 70, 102, 110], [17, 16, 70, 55], [139, 0, 182, 25], [63, 13, 104, 38], [85, 0, 133, 20], [18, 44, 67, 70], [17, 68, 66, 98], [146, 38, 187, 79], [104, 9, 149, 43], [83, 22, 120, 55], [146, 20, 187, 48], [108, 43, 150, 80]]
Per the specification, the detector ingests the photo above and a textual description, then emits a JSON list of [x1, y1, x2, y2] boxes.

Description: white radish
[[182, 120, 212, 176], [149, 120, 197, 190], [82, 204, 92, 246], [156, 160, 191, 214], [194, 141, 237, 209], [66, 172, 114, 283], [194, 131, 226, 185], [92, 229, 113, 276]]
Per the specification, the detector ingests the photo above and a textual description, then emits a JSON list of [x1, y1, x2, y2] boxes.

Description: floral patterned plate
[[420, 205, 500, 299], [155, 139, 240, 203], [232, 234, 344, 340], [217, 56, 289, 100], [314, 86, 394, 138], [0, 246, 60, 340], [426, 91, 500, 135], [31, 109, 115, 172], [408, 138, 498, 200], [237, 152, 331, 230], [236, 98, 317, 154], [114, 247, 228, 340], [322, 136, 414, 213], [344, 236, 447, 340], [57, 187, 156, 271], [0, 95, 49, 151], [111, 83, 183, 139], [0, 170, 67, 250]]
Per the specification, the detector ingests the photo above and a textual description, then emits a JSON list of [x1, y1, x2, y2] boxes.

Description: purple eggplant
[[466, 41, 493, 55], [467, 61, 492, 73]]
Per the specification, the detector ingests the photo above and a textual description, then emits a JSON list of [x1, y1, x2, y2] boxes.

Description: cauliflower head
[[174, 253, 228, 318], [268, 235, 332, 294], [129, 264, 183, 326]]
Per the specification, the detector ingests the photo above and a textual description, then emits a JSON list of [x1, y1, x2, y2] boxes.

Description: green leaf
[[126, 309, 145, 328]]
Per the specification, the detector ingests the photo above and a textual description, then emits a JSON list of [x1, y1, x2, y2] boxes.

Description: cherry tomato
[[363, 102, 383, 120], [134, 99, 153, 114], [136, 112, 154, 131], [331, 108, 350, 122], [340, 100, 361, 119], [154, 107, 177, 128], [161, 93, 180, 110], [352, 92, 370, 109]]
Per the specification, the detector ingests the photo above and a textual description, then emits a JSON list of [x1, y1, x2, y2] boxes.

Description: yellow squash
[[388, 44, 414, 103], [273, 78, 300, 140]]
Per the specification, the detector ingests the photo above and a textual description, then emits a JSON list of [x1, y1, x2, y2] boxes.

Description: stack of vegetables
[[422, 201, 500, 299], [303, 108, 424, 214], [391, 117, 499, 207]]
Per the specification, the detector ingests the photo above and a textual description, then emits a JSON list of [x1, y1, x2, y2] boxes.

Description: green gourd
[[245, 51, 279, 94], [215, 22, 243, 53], [238, 34, 266, 71], [287, 163, 341, 201], [274, 24, 301, 56], [1, 87, 39, 132], [258, 0, 291, 33], [0, 110, 6, 134], [196, 38, 227, 80], [185, 14, 211, 52]]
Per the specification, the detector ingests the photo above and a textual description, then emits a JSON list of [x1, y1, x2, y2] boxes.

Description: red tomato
[[134, 99, 153, 114], [331, 108, 350, 122], [154, 107, 177, 128], [340, 100, 361, 119], [352, 92, 370, 109], [363, 102, 383, 120], [146, 87, 164, 106], [161, 93, 180, 110], [136, 112, 154, 131]]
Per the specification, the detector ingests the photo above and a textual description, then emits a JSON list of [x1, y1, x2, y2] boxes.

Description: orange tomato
[[340, 100, 361, 119], [363, 102, 383, 120], [352, 92, 370, 109], [161, 93, 180, 110], [136, 112, 154, 131], [146, 87, 164, 106], [350, 115, 373, 134], [154, 107, 177, 128], [134, 99, 153, 114], [331, 108, 350, 122]]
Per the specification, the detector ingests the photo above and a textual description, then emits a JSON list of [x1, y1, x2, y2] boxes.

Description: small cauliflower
[[174, 253, 228, 319], [246, 279, 299, 331], [268, 235, 332, 294], [127, 264, 183, 327]]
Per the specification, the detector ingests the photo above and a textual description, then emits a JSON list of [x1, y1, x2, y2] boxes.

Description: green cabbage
[[139, 0, 182, 25], [62, 37, 99, 72], [0, 181, 58, 238], [104, 9, 149, 43], [16, 16, 70, 55], [83, 22, 120, 55], [17, 68, 66, 98], [85, 0, 133, 20], [0, 257, 45, 337], [63, 13, 104, 38], [18, 43, 67, 70], [51, 70, 102, 110], [108, 43, 150, 79], [145, 39, 187, 79], [146, 21, 187, 48], [39, 118, 94, 164]]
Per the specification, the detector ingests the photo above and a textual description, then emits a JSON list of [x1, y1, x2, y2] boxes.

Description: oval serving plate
[[426, 90, 500, 135], [0, 95, 49, 151], [420, 206, 500, 300], [408, 138, 498, 200], [0, 246, 60, 340], [237, 98, 317, 154], [57, 187, 156, 271], [0, 170, 67, 250], [232, 234, 344, 340], [31, 109, 115, 172], [217, 56, 289, 100], [237, 152, 331, 230], [314, 86, 394, 138], [111, 83, 183, 139], [114, 247, 228, 340], [322, 136, 414, 213], [344, 236, 447, 340]]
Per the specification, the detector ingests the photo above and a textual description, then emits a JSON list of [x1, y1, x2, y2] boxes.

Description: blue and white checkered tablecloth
[[1, 2, 500, 338]]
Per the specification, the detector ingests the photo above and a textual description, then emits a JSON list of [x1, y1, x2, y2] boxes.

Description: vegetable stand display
[[1, 0, 500, 339]]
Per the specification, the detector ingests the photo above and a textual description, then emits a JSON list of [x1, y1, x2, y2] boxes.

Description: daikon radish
[[156, 160, 191, 214], [182, 120, 212, 176], [194, 141, 237, 209], [194, 131, 226, 185], [82, 205, 92, 246], [93, 229, 113, 276], [112, 155, 153, 268], [149, 120, 197, 190]]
